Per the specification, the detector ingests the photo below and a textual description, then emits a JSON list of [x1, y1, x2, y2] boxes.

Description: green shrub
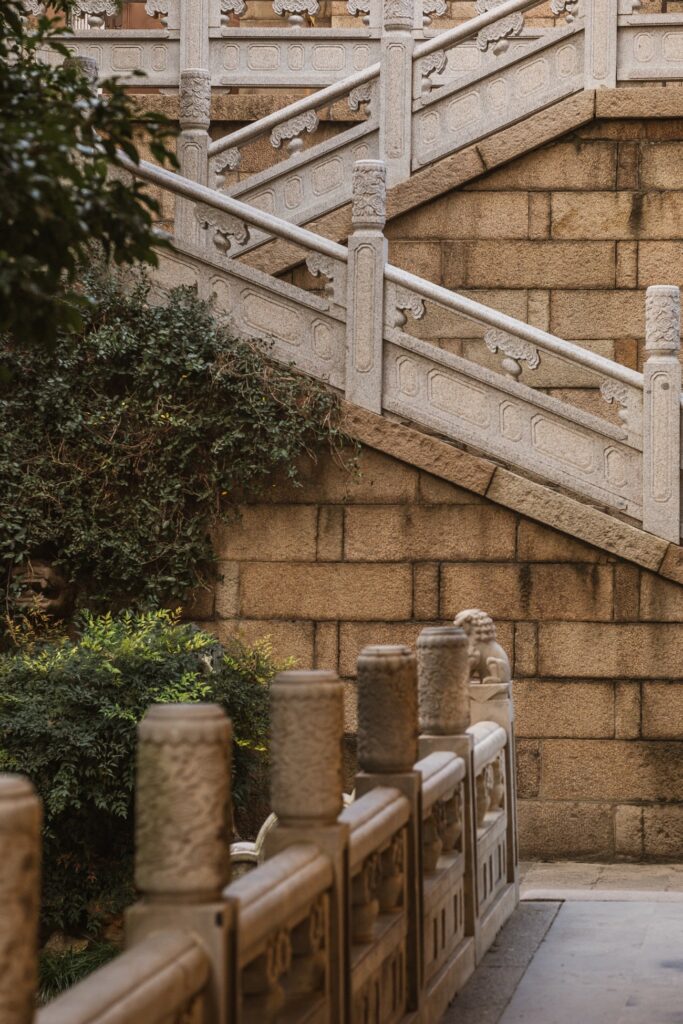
[[0, 608, 286, 939], [0, 262, 352, 625]]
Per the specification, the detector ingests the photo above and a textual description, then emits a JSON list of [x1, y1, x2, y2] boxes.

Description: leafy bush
[[38, 942, 119, 1005], [0, 609, 286, 938], [0, 263, 351, 625]]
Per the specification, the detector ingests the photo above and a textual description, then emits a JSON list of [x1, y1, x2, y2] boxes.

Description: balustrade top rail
[[122, 153, 647, 394]]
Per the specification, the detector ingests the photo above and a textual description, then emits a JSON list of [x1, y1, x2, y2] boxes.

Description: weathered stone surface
[[217, 506, 318, 561], [514, 679, 614, 739], [342, 405, 495, 495], [344, 505, 516, 561], [314, 621, 339, 672], [595, 86, 683, 119], [516, 520, 603, 563], [642, 805, 683, 859], [541, 738, 683, 801], [317, 507, 343, 561], [639, 570, 683, 621], [615, 682, 641, 740], [215, 560, 240, 618], [441, 563, 614, 621], [413, 562, 439, 620], [538, 622, 683, 677], [486, 470, 667, 570], [615, 804, 643, 860], [516, 740, 541, 799], [642, 682, 683, 739], [388, 240, 443, 281], [417, 472, 484, 504], [442, 240, 615, 289], [518, 799, 614, 859], [389, 192, 529, 241], [240, 562, 413, 620], [513, 622, 538, 678], [638, 241, 683, 288], [550, 288, 644, 339], [552, 190, 683, 240]]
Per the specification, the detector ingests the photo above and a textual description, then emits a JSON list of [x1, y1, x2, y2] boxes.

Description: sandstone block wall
[[198, 444, 683, 862]]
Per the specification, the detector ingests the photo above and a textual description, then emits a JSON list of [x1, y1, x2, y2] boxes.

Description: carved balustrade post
[[380, 0, 415, 186], [355, 644, 423, 1008], [263, 670, 349, 1023], [453, 610, 519, 891], [126, 704, 232, 1024], [0, 775, 41, 1024], [176, 68, 211, 249], [643, 285, 682, 543], [345, 159, 387, 414], [583, 0, 618, 89], [416, 626, 479, 942]]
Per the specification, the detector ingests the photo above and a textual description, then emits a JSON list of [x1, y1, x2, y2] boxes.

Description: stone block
[[387, 143, 486, 221], [314, 621, 339, 672], [388, 240, 443, 282], [615, 682, 641, 739], [614, 337, 639, 369], [417, 472, 485, 504], [413, 562, 439, 620], [514, 621, 538, 677], [639, 571, 683, 621], [215, 560, 240, 618], [211, 617, 314, 666], [549, 289, 644, 340], [487, 469, 667, 569], [640, 140, 683, 189], [528, 193, 551, 239], [388, 191, 529, 241], [440, 563, 614, 621], [518, 799, 614, 859], [442, 240, 615, 290], [344, 505, 517, 561], [595, 86, 683, 119], [260, 446, 417, 505], [541, 738, 683, 801], [615, 804, 643, 860], [638, 241, 683, 288], [527, 289, 550, 331], [514, 679, 614, 738], [239, 563, 413, 621], [538, 622, 683, 677], [658, 543, 683, 585], [516, 740, 541, 799], [182, 585, 215, 621], [552, 190, 683, 240], [614, 564, 640, 621], [616, 141, 640, 189], [317, 507, 343, 561], [616, 241, 638, 288], [641, 682, 683, 739], [342, 405, 495, 496], [475, 93, 599, 180], [517, 520, 603, 563], [474, 135, 613, 192], [642, 805, 683, 859], [216, 505, 318, 561]]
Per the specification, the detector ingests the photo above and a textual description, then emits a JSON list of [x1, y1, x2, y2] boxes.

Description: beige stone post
[[416, 626, 479, 942], [379, 0, 415, 186], [454, 610, 519, 892], [126, 704, 232, 1024], [0, 775, 42, 1024], [264, 670, 349, 1023], [345, 160, 388, 415], [583, 0, 618, 89], [643, 285, 681, 543], [355, 644, 423, 1009], [176, 68, 211, 248]]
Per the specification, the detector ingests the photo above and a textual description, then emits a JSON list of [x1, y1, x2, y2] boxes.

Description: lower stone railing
[[1, 608, 517, 1024]]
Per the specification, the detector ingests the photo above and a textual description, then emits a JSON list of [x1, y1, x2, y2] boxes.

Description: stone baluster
[[583, 0, 618, 89], [345, 159, 387, 414], [453, 610, 519, 895], [126, 704, 232, 1024], [263, 670, 348, 1023], [356, 644, 423, 1007], [0, 775, 42, 1024], [379, 0, 416, 186], [643, 285, 682, 543], [416, 626, 478, 939], [176, 68, 211, 249]]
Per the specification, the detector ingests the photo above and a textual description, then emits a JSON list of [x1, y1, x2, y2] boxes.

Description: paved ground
[[442, 863, 683, 1024]]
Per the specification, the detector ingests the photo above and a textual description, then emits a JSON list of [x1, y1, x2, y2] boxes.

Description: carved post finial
[[643, 285, 681, 542], [0, 775, 41, 1024], [357, 645, 418, 772], [63, 54, 99, 91], [270, 670, 344, 827], [417, 625, 471, 735], [135, 704, 232, 901], [179, 68, 211, 131], [453, 608, 511, 684]]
